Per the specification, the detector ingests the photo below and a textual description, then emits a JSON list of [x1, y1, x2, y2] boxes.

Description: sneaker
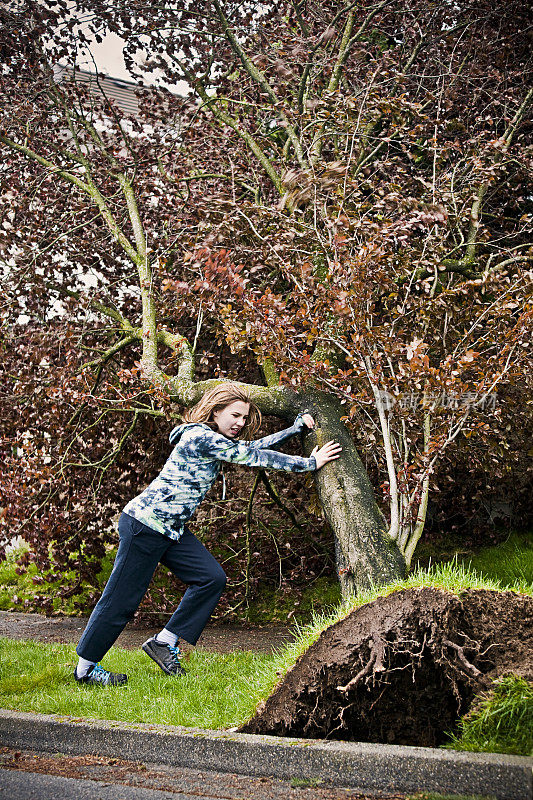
[[74, 663, 128, 687], [142, 637, 186, 676]]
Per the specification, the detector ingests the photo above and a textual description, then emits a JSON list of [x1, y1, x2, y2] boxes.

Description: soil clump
[[242, 588, 532, 747]]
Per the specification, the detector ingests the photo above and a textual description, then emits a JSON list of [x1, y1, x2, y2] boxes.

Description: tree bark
[[293, 388, 406, 596]]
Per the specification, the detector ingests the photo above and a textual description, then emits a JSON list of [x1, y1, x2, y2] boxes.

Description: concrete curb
[[0, 710, 531, 800]]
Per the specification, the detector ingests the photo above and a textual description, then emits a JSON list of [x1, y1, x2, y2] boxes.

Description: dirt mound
[[241, 588, 533, 747]]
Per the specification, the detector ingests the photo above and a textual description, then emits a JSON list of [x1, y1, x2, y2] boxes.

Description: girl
[[74, 383, 342, 686]]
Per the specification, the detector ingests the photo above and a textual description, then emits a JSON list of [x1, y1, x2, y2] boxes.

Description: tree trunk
[[293, 388, 406, 596]]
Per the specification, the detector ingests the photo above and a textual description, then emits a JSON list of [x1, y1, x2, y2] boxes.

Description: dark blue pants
[[76, 513, 227, 663]]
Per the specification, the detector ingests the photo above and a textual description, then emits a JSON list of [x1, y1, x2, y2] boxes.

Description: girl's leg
[[160, 528, 227, 645], [76, 514, 167, 663]]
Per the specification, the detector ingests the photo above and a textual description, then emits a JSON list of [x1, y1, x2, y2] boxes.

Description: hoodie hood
[[169, 422, 210, 445]]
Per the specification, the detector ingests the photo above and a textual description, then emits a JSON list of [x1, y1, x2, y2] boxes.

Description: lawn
[[457, 531, 533, 586], [0, 638, 274, 730]]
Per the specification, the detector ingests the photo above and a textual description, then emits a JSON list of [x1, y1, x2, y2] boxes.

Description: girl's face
[[212, 400, 250, 438]]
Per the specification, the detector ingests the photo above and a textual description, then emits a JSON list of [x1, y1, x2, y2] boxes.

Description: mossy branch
[[0, 133, 89, 193], [77, 335, 137, 374], [162, 44, 283, 193], [213, 0, 307, 170]]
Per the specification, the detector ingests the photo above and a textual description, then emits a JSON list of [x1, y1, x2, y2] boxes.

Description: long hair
[[183, 383, 261, 439]]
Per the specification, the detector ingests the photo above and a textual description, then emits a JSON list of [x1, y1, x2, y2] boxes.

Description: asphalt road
[[1, 770, 220, 800], [0, 748, 394, 800]]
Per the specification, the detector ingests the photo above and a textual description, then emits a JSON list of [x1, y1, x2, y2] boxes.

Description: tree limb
[[43, 280, 134, 331], [259, 470, 303, 530], [163, 43, 283, 192], [212, 0, 308, 170], [309, 1, 394, 164], [77, 334, 136, 374], [0, 133, 89, 193], [465, 86, 533, 263]]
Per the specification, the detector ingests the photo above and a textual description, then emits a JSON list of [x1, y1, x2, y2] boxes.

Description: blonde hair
[[183, 383, 261, 439]]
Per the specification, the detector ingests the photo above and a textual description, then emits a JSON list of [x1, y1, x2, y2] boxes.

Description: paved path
[[1, 770, 220, 800], [0, 611, 295, 653]]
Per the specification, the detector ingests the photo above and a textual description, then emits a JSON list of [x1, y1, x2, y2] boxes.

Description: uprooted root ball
[[241, 588, 533, 746]]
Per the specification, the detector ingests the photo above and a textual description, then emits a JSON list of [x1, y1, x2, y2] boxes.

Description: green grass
[[0, 540, 342, 624], [457, 531, 533, 587], [0, 638, 275, 730], [290, 777, 324, 788], [445, 675, 533, 757], [407, 794, 496, 800]]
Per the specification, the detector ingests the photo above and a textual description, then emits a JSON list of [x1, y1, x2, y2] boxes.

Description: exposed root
[[442, 638, 485, 680], [336, 649, 377, 693]]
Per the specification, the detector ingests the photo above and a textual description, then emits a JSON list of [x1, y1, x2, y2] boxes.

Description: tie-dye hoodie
[[123, 414, 316, 540]]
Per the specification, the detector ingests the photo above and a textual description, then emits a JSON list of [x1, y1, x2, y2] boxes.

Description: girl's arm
[[194, 427, 317, 473], [247, 412, 308, 451]]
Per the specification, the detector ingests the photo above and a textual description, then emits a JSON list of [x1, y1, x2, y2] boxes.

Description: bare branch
[[259, 470, 303, 529], [212, 0, 307, 170], [363, 356, 399, 542], [402, 411, 431, 567], [160, 38, 283, 192], [465, 86, 533, 262]]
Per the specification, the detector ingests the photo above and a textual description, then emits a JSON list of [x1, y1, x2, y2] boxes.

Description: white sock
[[76, 657, 96, 677], [155, 628, 178, 647]]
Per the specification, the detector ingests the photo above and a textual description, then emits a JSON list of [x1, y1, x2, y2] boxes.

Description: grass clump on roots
[[445, 675, 533, 757], [263, 558, 532, 678]]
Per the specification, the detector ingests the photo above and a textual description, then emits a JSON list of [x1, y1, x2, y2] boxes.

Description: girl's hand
[[311, 440, 342, 469], [300, 413, 315, 429]]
